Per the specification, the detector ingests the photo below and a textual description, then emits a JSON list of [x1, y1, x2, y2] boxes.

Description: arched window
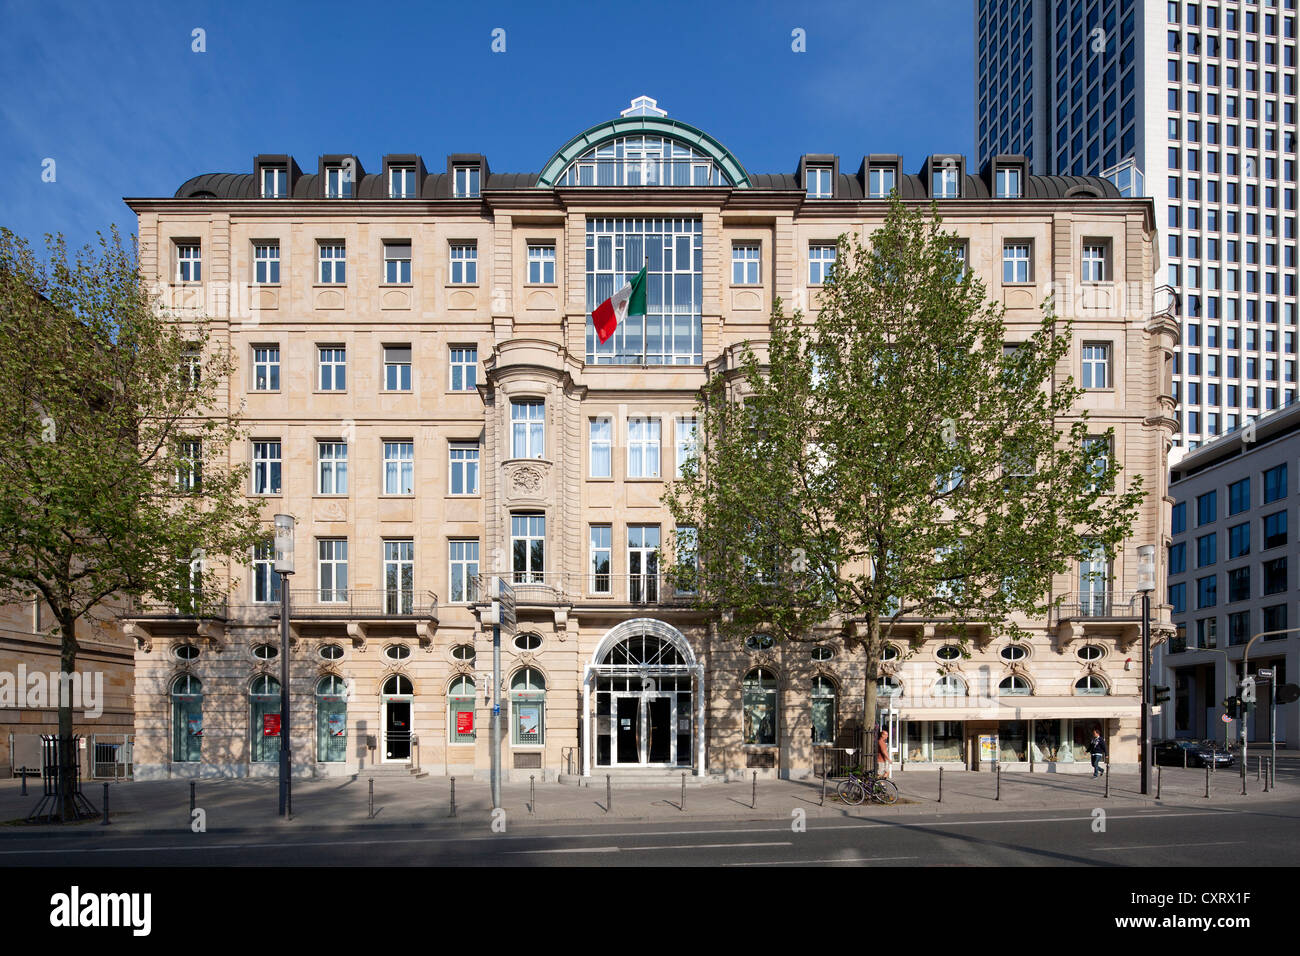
[[934, 673, 966, 696], [811, 645, 834, 661], [510, 668, 546, 746], [1075, 675, 1108, 695], [316, 675, 348, 763], [171, 674, 202, 763], [742, 668, 778, 745], [880, 644, 900, 662], [1077, 644, 1104, 661], [811, 676, 837, 744], [1000, 644, 1029, 662], [382, 674, 414, 696], [449, 676, 476, 743], [999, 675, 1032, 696], [249, 674, 282, 763], [556, 135, 734, 187]]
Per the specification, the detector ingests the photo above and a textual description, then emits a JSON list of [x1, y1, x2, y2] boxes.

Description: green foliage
[[664, 198, 1145, 721]]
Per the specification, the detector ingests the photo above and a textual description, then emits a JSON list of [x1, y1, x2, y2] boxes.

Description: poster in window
[[263, 714, 281, 737], [517, 703, 539, 739], [327, 713, 346, 737], [979, 734, 998, 765], [456, 709, 474, 735], [187, 716, 203, 737]]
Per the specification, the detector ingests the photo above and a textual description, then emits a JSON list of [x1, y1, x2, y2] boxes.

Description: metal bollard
[[1183, 747, 1188, 769], [20, 768, 26, 796], [1257, 756, 1262, 781], [938, 766, 943, 803], [529, 775, 535, 815], [368, 777, 374, 819], [1204, 764, 1210, 798], [189, 780, 196, 813], [752, 770, 757, 809], [606, 774, 611, 813], [449, 776, 456, 817], [681, 772, 686, 812], [1157, 764, 1162, 800], [995, 765, 1001, 801], [1263, 760, 1270, 793], [1104, 766, 1110, 799], [1210, 746, 1216, 772], [102, 783, 110, 826], [1241, 766, 1247, 795]]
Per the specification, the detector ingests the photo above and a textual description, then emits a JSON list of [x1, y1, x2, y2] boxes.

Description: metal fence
[[90, 734, 133, 779]]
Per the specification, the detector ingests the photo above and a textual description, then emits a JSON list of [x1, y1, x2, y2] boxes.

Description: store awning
[[887, 696, 1141, 721]]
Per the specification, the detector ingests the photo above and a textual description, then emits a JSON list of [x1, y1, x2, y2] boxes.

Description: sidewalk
[[2, 763, 1295, 836]]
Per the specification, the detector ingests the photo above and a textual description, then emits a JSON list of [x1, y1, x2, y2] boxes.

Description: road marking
[[725, 855, 916, 867], [508, 841, 791, 855], [508, 847, 620, 854], [1093, 841, 1243, 852]]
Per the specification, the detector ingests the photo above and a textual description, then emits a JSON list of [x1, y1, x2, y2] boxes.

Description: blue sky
[[0, 0, 975, 251]]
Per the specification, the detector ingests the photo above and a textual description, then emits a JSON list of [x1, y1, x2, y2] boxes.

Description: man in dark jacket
[[1088, 729, 1107, 777]]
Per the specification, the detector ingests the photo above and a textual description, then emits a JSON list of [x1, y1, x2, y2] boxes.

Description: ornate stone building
[[123, 96, 1177, 780]]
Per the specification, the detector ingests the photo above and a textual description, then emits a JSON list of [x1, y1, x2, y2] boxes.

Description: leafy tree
[[0, 227, 264, 818], [664, 198, 1144, 743]]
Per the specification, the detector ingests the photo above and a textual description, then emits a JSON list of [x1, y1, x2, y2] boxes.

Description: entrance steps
[[353, 763, 428, 780], [557, 769, 718, 788]]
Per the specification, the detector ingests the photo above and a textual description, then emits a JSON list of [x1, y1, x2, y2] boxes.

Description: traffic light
[[1151, 684, 1171, 706], [1223, 696, 1241, 719]]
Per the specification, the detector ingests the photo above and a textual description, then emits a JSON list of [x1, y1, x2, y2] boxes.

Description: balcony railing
[[470, 572, 698, 607], [1055, 591, 1143, 622], [286, 589, 438, 619], [124, 595, 228, 620]]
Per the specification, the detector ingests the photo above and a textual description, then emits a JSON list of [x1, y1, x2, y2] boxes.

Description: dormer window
[[261, 166, 287, 198], [806, 166, 833, 199], [932, 165, 960, 198], [868, 166, 896, 198], [389, 166, 416, 199], [995, 166, 1022, 198], [325, 165, 353, 199], [454, 165, 480, 198]]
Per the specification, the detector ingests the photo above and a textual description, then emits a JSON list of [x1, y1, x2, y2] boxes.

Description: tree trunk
[[57, 609, 79, 821], [862, 616, 880, 773]]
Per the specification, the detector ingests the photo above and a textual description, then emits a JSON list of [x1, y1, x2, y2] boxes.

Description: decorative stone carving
[[511, 465, 544, 495]]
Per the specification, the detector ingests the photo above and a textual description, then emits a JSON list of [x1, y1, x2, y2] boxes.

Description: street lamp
[[273, 514, 295, 818], [1136, 544, 1155, 796]]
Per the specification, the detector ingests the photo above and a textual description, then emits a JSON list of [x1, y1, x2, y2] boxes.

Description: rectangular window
[[1197, 574, 1218, 609], [383, 539, 414, 614], [806, 166, 833, 198], [1228, 566, 1251, 602], [589, 525, 612, 594], [449, 540, 480, 603], [1081, 343, 1110, 388], [1263, 603, 1288, 633], [1082, 243, 1108, 282], [383, 441, 414, 495], [511, 514, 545, 583], [511, 400, 545, 459], [1229, 477, 1251, 515], [1003, 242, 1031, 283], [1229, 522, 1251, 558], [1197, 490, 1218, 525], [1169, 581, 1187, 613], [252, 441, 281, 495], [1084, 435, 1112, 492], [1196, 617, 1219, 649], [252, 541, 281, 603], [1263, 510, 1288, 549], [932, 166, 959, 198], [449, 243, 477, 284], [325, 165, 353, 199], [527, 245, 555, 284], [628, 524, 661, 603], [253, 242, 280, 284], [995, 166, 1022, 198], [674, 526, 699, 594], [1169, 541, 1186, 574], [317, 441, 348, 495], [253, 345, 280, 391], [383, 345, 412, 391], [589, 418, 612, 478], [449, 441, 479, 495], [732, 243, 761, 285], [1264, 556, 1289, 594], [1197, 532, 1217, 567], [627, 417, 661, 478], [319, 242, 346, 284], [175, 439, 202, 493], [454, 165, 480, 198], [1264, 463, 1288, 502], [675, 417, 698, 479], [868, 166, 896, 198], [317, 539, 349, 603], [1229, 611, 1250, 646], [176, 243, 201, 283], [809, 244, 837, 285], [389, 166, 416, 199], [261, 166, 287, 199], [384, 241, 412, 284], [449, 346, 477, 391], [318, 347, 346, 391], [1172, 502, 1186, 535]]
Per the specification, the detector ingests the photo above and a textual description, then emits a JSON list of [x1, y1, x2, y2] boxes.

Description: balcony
[[471, 572, 699, 610], [285, 588, 438, 621], [121, 594, 229, 649], [1053, 590, 1145, 650]]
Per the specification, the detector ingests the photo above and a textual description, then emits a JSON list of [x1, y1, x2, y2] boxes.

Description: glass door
[[647, 695, 674, 764], [615, 696, 640, 764], [384, 540, 414, 614]]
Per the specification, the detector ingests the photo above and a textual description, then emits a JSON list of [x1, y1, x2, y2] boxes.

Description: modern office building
[[976, 0, 1299, 451], [122, 98, 1175, 781], [1158, 400, 1300, 745]]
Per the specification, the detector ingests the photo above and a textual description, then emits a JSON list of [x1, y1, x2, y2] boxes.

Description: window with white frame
[[732, 243, 760, 284], [674, 525, 698, 593], [176, 439, 202, 493], [1081, 343, 1110, 389], [449, 539, 479, 603], [384, 242, 412, 284], [527, 244, 555, 284], [868, 166, 896, 198], [383, 441, 414, 495], [325, 165, 352, 198], [383, 345, 412, 391], [589, 525, 612, 593], [179, 348, 201, 390], [511, 669, 546, 746], [511, 513, 546, 583], [450, 346, 477, 391], [317, 539, 348, 602], [252, 346, 280, 391], [261, 166, 287, 198], [511, 400, 545, 459], [627, 417, 661, 478], [806, 166, 833, 198], [252, 441, 281, 495], [1084, 436, 1112, 492], [589, 417, 612, 478], [1002, 241, 1031, 283], [1082, 242, 1108, 282], [628, 524, 660, 602], [809, 244, 837, 285], [253, 242, 280, 284], [317, 441, 348, 495], [252, 541, 280, 602], [743, 668, 778, 745], [449, 243, 477, 284], [449, 441, 479, 495], [319, 242, 346, 283], [675, 417, 698, 478], [389, 166, 416, 199], [453, 165, 480, 198], [318, 347, 346, 390], [176, 243, 201, 282], [932, 165, 960, 198], [995, 166, 1022, 198]]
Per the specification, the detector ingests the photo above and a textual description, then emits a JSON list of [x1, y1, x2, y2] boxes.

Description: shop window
[[171, 675, 203, 763], [316, 675, 348, 763], [511, 668, 546, 746], [811, 676, 837, 744], [998, 675, 1032, 696], [742, 668, 778, 745], [249, 674, 282, 763], [1074, 675, 1109, 695], [449, 676, 476, 744]]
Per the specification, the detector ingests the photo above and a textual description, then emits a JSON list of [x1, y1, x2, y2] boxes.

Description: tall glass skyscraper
[[977, 0, 1299, 451]]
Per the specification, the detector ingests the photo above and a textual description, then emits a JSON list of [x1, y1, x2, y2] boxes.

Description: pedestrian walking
[[1088, 728, 1107, 778]]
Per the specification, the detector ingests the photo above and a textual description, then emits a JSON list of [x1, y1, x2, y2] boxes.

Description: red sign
[[456, 710, 474, 734], [263, 714, 281, 737]]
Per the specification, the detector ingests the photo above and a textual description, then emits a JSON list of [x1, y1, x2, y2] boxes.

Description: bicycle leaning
[[836, 767, 899, 806]]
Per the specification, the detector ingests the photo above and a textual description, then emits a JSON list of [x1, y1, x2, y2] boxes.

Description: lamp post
[[273, 514, 295, 818], [1136, 544, 1155, 796]]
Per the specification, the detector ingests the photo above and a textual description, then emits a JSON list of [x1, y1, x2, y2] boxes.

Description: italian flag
[[591, 266, 647, 344]]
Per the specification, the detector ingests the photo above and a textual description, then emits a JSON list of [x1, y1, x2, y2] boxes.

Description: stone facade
[[123, 100, 1177, 780]]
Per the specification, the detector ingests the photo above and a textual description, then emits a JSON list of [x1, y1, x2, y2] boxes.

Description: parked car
[[1153, 739, 1236, 768]]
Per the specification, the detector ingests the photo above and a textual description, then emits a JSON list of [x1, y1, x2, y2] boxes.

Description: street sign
[[1258, 668, 1274, 679]]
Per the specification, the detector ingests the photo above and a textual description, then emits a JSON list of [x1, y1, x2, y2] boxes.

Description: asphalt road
[[1, 802, 1296, 867]]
